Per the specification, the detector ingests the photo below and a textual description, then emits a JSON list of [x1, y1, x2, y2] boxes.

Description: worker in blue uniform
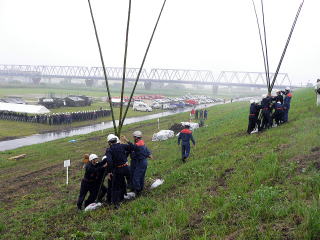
[[178, 123, 195, 162], [282, 87, 293, 123], [129, 131, 153, 196], [104, 134, 136, 209]]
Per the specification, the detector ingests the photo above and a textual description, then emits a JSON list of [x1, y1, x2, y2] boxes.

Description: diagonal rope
[[260, 0, 271, 93], [87, 0, 117, 134], [118, 0, 132, 137], [118, 0, 168, 134], [251, 0, 269, 93], [270, 0, 305, 91]]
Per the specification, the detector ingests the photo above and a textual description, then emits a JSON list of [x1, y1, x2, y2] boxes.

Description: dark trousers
[[111, 166, 130, 205], [283, 107, 290, 122], [262, 109, 272, 129], [272, 111, 283, 125], [247, 116, 257, 133], [77, 180, 98, 209], [131, 159, 148, 192], [181, 144, 191, 159]]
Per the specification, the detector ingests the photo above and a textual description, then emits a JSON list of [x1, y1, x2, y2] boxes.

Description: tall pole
[[251, 0, 269, 93], [270, 0, 305, 91], [118, 0, 132, 137], [87, 0, 117, 134], [118, 0, 167, 132], [260, 0, 271, 93]]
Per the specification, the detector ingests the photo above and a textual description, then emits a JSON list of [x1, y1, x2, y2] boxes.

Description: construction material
[[8, 154, 26, 160], [152, 130, 174, 141]]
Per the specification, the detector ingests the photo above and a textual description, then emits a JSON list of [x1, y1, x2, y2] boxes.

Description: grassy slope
[[0, 88, 319, 240]]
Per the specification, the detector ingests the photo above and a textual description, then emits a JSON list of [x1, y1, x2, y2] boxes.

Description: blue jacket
[[283, 93, 292, 109], [178, 129, 195, 145], [130, 139, 151, 161]]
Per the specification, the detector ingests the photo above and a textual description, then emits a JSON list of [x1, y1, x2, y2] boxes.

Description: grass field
[[0, 88, 319, 240]]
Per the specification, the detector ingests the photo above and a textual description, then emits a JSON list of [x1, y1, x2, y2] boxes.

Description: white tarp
[[181, 122, 199, 131], [0, 102, 50, 114], [152, 130, 174, 141]]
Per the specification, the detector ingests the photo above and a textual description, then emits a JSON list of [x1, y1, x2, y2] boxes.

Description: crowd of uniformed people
[[0, 109, 110, 125], [77, 131, 153, 210], [247, 87, 293, 134]]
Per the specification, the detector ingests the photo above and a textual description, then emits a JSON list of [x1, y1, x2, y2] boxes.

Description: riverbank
[[1, 88, 319, 239]]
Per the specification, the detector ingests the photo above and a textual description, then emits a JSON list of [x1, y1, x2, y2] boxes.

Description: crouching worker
[[178, 123, 195, 162], [130, 131, 152, 196], [77, 154, 108, 210], [105, 134, 136, 209]]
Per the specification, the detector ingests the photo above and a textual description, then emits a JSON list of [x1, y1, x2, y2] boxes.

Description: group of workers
[[77, 123, 197, 210], [190, 108, 208, 120], [247, 87, 293, 134], [0, 109, 110, 125], [77, 131, 152, 210]]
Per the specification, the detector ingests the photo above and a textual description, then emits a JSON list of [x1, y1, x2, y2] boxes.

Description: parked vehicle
[[133, 102, 152, 112], [162, 103, 177, 110]]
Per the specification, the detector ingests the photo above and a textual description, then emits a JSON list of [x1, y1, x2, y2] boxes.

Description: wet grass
[[0, 88, 319, 239]]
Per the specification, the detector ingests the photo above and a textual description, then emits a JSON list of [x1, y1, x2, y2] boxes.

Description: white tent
[[0, 102, 50, 114]]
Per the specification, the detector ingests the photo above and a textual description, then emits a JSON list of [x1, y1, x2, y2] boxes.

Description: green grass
[[0, 88, 319, 239]]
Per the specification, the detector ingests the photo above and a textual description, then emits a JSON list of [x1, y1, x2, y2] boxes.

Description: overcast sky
[[0, 0, 318, 84]]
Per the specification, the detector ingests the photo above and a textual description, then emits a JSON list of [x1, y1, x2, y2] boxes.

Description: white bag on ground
[[124, 192, 136, 200], [181, 122, 199, 131], [152, 130, 174, 141], [150, 179, 164, 189], [84, 202, 102, 211]]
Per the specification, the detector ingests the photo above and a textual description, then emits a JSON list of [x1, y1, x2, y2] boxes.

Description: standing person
[[77, 154, 108, 210], [129, 131, 153, 196], [283, 87, 293, 123], [272, 101, 284, 126], [199, 109, 204, 119], [261, 94, 272, 129], [195, 109, 199, 119], [204, 109, 208, 120], [190, 108, 195, 120], [178, 123, 196, 162], [315, 79, 320, 106], [247, 99, 259, 134], [105, 134, 136, 209]]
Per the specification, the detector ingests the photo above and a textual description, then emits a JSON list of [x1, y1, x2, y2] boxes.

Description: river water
[[0, 99, 251, 152]]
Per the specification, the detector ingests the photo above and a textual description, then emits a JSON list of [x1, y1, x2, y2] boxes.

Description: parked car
[[162, 103, 177, 110], [133, 102, 152, 112]]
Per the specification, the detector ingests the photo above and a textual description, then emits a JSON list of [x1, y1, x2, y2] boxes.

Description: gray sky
[[0, 0, 318, 84]]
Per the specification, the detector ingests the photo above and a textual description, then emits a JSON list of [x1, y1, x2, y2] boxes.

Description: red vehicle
[[185, 99, 198, 106]]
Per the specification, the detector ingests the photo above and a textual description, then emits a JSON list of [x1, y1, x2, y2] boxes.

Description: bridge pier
[[144, 81, 152, 90], [32, 77, 41, 85], [212, 84, 219, 94], [85, 79, 98, 87]]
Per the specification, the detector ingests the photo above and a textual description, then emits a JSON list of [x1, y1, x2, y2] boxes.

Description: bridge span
[[0, 64, 295, 89]]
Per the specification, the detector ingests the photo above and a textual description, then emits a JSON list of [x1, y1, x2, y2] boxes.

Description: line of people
[[0, 109, 110, 125], [247, 87, 293, 134], [77, 131, 152, 210]]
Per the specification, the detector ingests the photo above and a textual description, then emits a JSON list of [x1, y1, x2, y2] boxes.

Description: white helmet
[[250, 99, 255, 104], [285, 87, 290, 91], [133, 130, 142, 138], [107, 134, 119, 143], [184, 122, 190, 127], [89, 154, 98, 161]]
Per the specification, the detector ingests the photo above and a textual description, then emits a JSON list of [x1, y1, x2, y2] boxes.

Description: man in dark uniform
[[178, 123, 196, 162], [261, 94, 272, 129], [247, 99, 260, 134], [282, 87, 293, 123], [129, 131, 152, 196], [77, 154, 108, 210], [105, 134, 136, 209], [272, 101, 284, 126]]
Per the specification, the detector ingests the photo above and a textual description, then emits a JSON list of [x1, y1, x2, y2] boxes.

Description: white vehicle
[[133, 102, 152, 112]]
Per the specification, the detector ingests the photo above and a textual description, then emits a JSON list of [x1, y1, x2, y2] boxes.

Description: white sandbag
[[84, 202, 102, 211], [124, 192, 136, 200], [181, 122, 199, 131], [150, 179, 164, 189], [152, 130, 174, 141]]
